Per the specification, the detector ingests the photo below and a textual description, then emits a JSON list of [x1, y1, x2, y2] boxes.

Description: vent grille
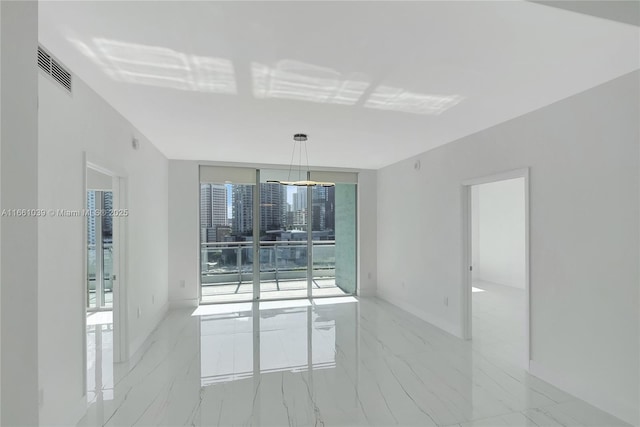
[[37, 47, 50, 71], [37, 45, 72, 93]]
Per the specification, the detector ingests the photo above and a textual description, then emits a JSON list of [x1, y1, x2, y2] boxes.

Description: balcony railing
[[201, 240, 335, 285], [87, 242, 113, 291]]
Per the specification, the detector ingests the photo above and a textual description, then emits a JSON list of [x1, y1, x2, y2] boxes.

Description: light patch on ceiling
[[69, 38, 237, 94], [69, 38, 461, 116], [252, 60, 370, 105], [365, 86, 464, 115]]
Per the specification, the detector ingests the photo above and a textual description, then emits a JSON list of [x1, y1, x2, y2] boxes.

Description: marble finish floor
[[472, 281, 526, 369], [80, 297, 630, 427]]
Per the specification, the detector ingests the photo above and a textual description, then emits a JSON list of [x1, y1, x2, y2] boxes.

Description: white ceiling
[[38, 1, 639, 170]]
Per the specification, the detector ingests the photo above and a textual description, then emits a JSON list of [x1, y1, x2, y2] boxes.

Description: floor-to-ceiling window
[[200, 167, 256, 304], [199, 166, 357, 303], [311, 180, 357, 297]]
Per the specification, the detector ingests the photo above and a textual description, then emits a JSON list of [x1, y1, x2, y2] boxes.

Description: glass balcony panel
[[87, 243, 97, 309], [312, 184, 355, 297], [102, 242, 113, 309]]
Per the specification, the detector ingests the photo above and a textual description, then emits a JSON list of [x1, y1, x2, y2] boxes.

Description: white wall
[[0, 2, 39, 425], [87, 167, 113, 191], [377, 71, 639, 425], [168, 161, 378, 305], [168, 160, 200, 307], [357, 170, 377, 296], [1, 2, 3, 423], [472, 178, 526, 288], [37, 64, 169, 423], [471, 186, 480, 283]]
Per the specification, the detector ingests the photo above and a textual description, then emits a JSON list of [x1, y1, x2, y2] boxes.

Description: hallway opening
[[464, 171, 529, 369]]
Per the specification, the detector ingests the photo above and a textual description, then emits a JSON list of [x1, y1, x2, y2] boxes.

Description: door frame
[[461, 167, 530, 370], [83, 156, 129, 399]]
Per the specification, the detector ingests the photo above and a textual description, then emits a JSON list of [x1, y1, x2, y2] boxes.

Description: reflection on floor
[[86, 311, 114, 404], [200, 278, 348, 303], [82, 297, 629, 427], [472, 280, 526, 368]]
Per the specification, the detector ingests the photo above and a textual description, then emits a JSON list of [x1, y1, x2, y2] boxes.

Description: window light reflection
[[252, 60, 370, 105], [69, 38, 237, 94], [365, 85, 463, 115], [69, 38, 464, 115]]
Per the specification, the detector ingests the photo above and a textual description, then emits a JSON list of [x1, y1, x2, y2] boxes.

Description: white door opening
[[84, 162, 127, 405], [463, 169, 530, 370]]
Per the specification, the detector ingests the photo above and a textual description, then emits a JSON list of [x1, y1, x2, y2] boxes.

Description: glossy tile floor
[[81, 297, 630, 427], [472, 281, 526, 369]]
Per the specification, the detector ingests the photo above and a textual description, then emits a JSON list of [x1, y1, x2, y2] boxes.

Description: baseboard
[[357, 286, 377, 297], [529, 360, 638, 426], [169, 298, 199, 309], [71, 395, 88, 426], [473, 279, 525, 290], [41, 394, 87, 426], [376, 289, 462, 339]]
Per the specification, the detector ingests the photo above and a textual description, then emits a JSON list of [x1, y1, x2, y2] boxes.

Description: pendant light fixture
[[267, 133, 335, 187]]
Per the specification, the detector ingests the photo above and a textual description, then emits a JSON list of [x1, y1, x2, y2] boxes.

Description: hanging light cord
[[298, 138, 303, 182], [269, 133, 333, 187], [287, 140, 296, 182], [304, 139, 310, 180]]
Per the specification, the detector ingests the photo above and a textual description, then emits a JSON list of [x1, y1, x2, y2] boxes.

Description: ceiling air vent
[[37, 45, 72, 93]]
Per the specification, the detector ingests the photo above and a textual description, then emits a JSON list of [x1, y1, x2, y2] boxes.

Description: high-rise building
[[87, 191, 114, 244], [211, 185, 227, 226], [311, 186, 335, 231], [325, 186, 335, 230], [200, 183, 227, 229], [102, 191, 113, 241], [200, 184, 211, 228], [87, 191, 96, 246], [285, 186, 335, 231], [232, 184, 254, 235], [231, 184, 287, 235], [260, 183, 286, 231], [293, 188, 307, 212]]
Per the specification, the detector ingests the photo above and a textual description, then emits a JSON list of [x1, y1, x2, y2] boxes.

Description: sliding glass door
[[199, 166, 356, 304], [200, 182, 255, 304], [258, 171, 310, 300]]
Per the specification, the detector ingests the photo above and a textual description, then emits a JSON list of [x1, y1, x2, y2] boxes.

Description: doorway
[[463, 169, 530, 370], [84, 162, 127, 404]]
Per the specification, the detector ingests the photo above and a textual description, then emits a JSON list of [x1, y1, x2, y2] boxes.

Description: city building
[[1, 2, 639, 426], [292, 189, 307, 212], [200, 183, 227, 242], [200, 183, 227, 229], [231, 184, 287, 236]]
